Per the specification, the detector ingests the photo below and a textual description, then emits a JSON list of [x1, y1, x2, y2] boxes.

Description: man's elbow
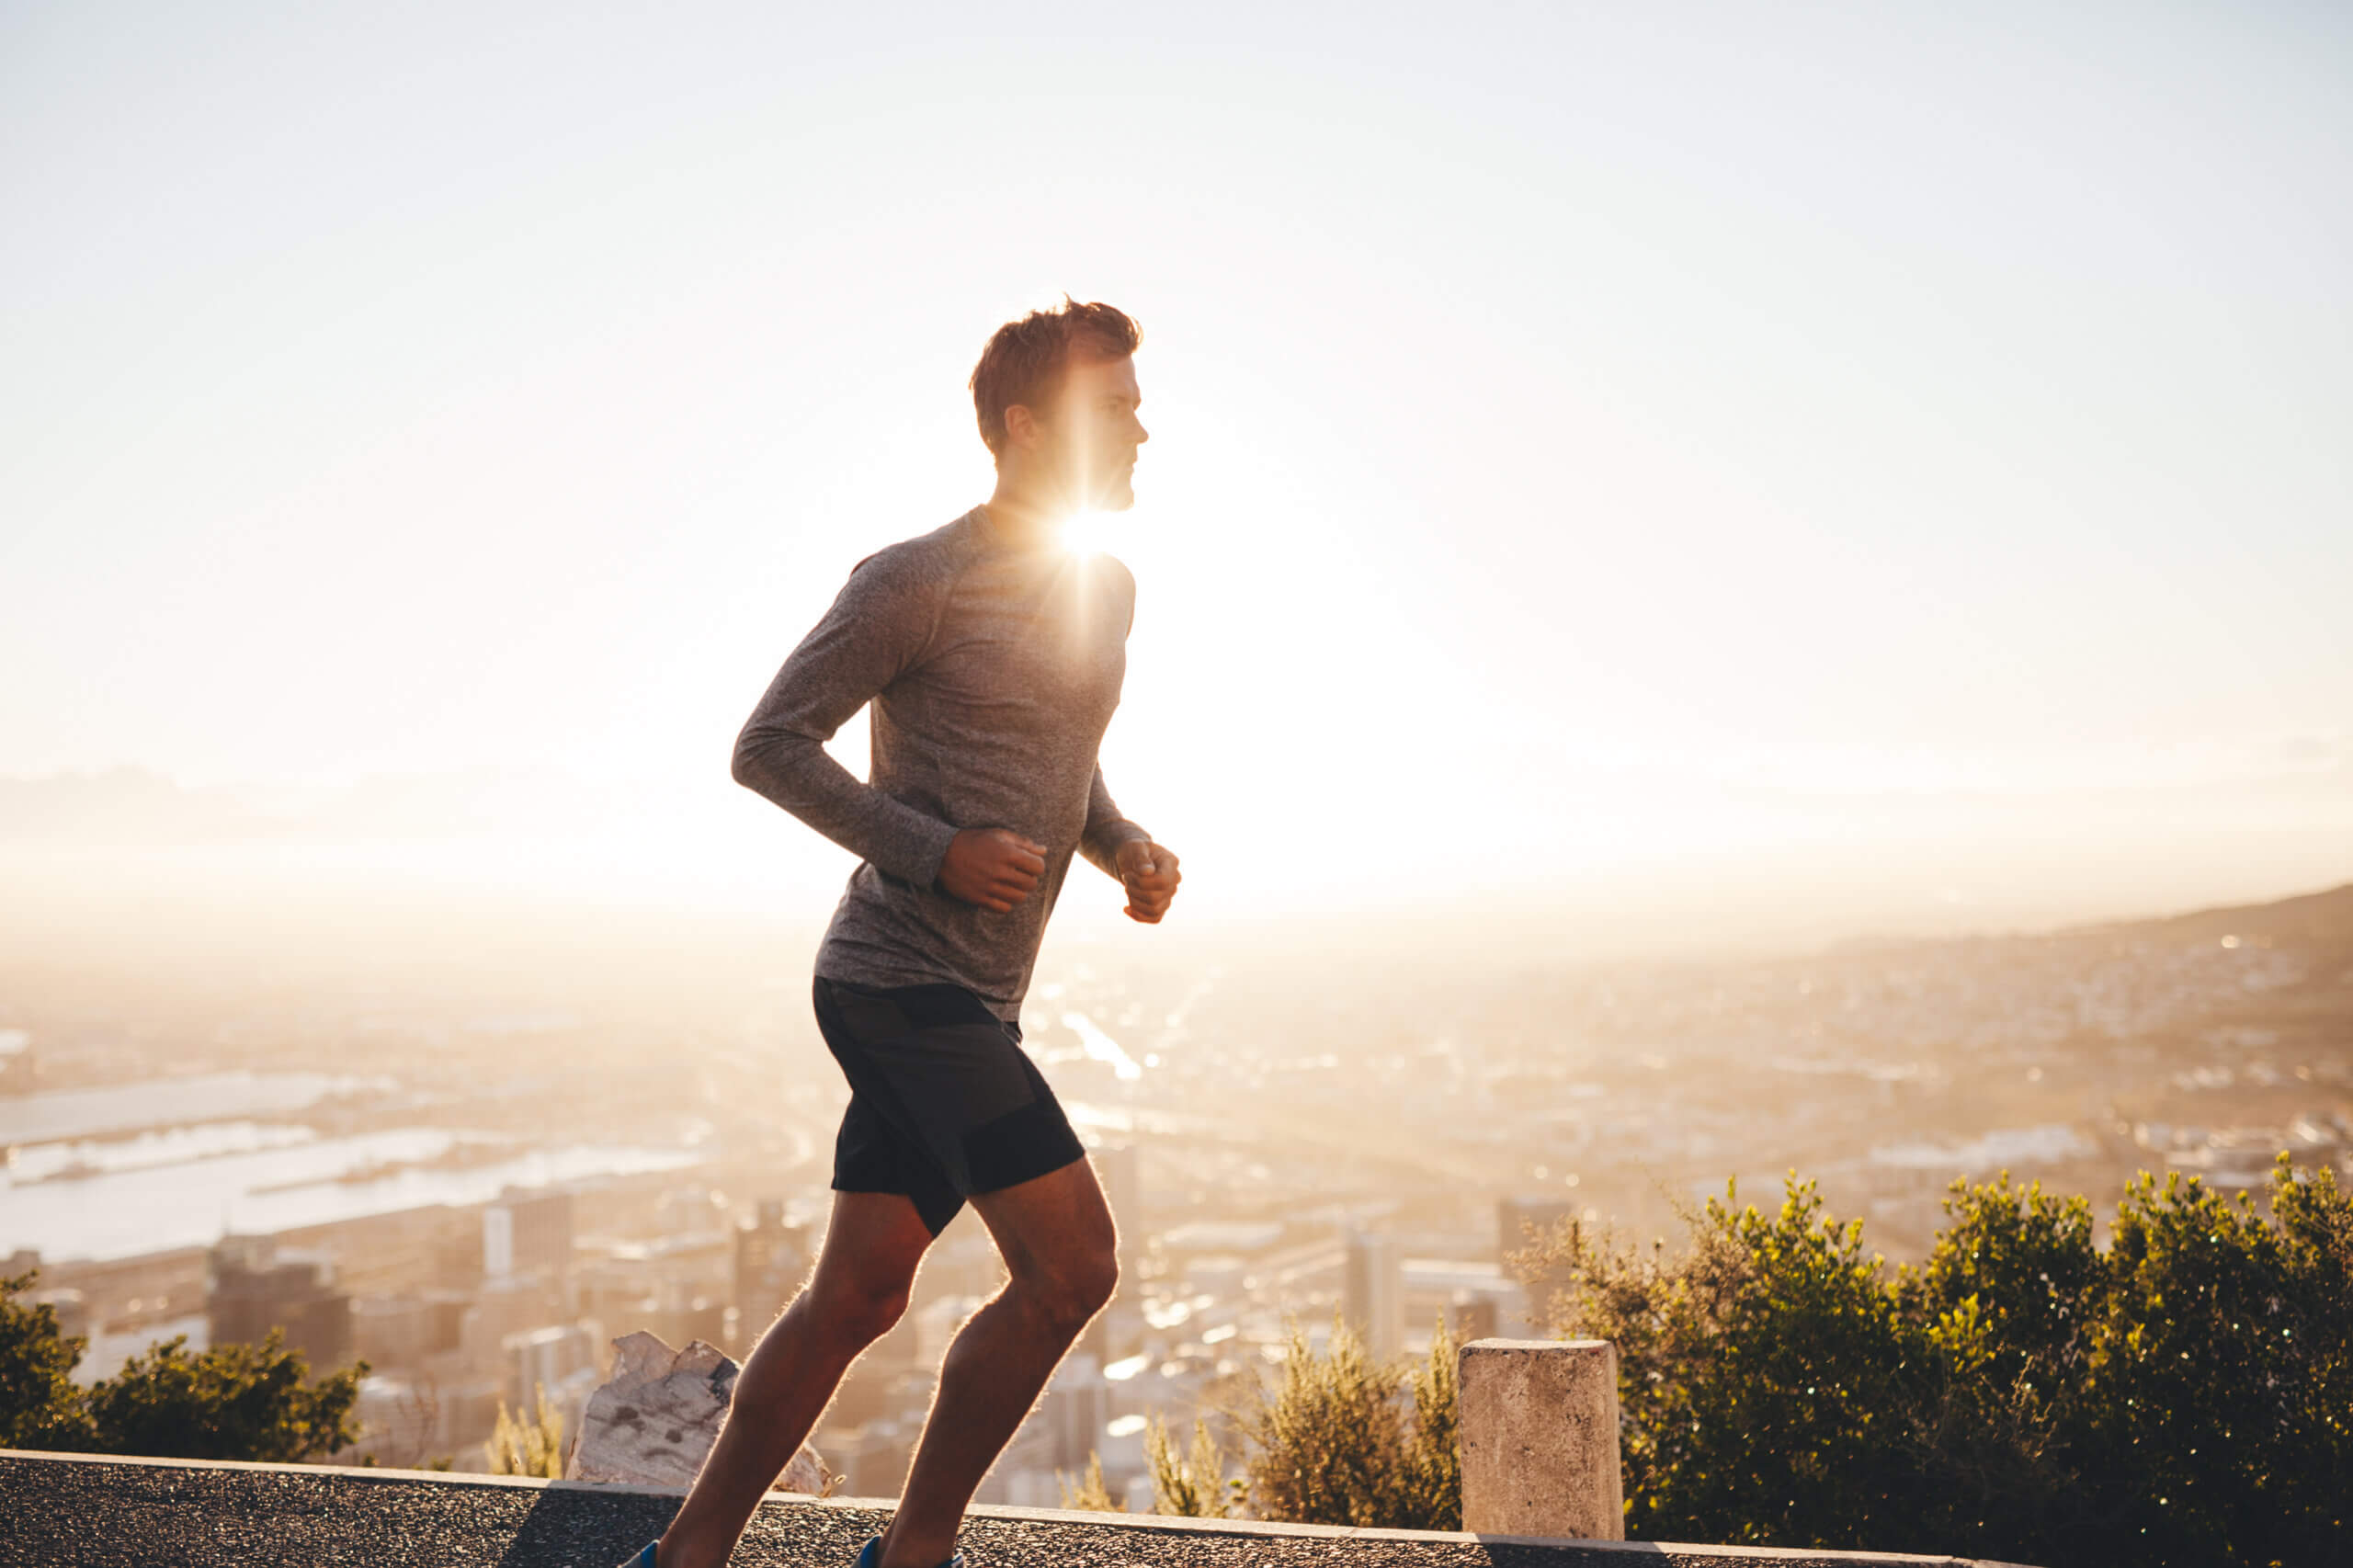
[[730, 732, 769, 790]]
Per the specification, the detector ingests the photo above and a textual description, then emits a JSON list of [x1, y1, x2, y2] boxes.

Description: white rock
[[567, 1331, 828, 1495]]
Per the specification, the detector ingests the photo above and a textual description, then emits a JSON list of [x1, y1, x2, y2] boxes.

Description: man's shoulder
[[846, 511, 985, 592], [1087, 551, 1138, 611]]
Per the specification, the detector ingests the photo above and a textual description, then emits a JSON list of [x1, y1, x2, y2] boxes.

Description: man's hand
[[937, 827, 1048, 914], [1114, 838, 1182, 924]]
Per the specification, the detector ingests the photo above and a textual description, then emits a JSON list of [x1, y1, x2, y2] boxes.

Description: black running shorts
[[813, 976, 1087, 1235]]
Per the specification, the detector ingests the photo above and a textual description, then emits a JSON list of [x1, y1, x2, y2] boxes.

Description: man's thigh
[[804, 1189, 936, 1302], [970, 1154, 1118, 1286]]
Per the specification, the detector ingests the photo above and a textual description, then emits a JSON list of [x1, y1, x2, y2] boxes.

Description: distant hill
[[2101, 881, 2353, 946], [1820, 880, 2353, 961]]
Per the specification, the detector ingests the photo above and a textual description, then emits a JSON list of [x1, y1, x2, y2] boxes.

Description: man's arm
[[1083, 766, 1181, 923], [1078, 765, 1151, 878], [731, 553, 961, 890]]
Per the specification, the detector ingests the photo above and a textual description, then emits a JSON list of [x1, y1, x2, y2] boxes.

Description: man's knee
[[1022, 1250, 1118, 1336], [804, 1278, 911, 1348]]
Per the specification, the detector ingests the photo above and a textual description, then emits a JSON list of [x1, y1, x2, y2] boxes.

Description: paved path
[[0, 1452, 2035, 1568]]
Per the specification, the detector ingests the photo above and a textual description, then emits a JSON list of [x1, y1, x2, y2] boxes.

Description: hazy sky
[[5, 2, 2349, 934]]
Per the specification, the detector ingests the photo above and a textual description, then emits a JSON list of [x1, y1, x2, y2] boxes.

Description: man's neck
[[976, 481, 1070, 552]]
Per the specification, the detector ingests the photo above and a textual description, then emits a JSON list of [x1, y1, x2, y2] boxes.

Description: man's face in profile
[[1046, 355, 1148, 512]]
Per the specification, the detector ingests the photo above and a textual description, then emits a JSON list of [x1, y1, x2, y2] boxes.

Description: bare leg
[[650, 1191, 935, 1568], [878, 1157, 1117, 1568]]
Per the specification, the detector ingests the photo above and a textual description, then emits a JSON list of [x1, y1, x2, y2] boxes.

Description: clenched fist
[[937, 827, 1048, 914], [1114, 838, 1182, 924]]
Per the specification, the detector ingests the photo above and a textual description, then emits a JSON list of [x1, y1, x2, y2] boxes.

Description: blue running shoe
[[854, 1536, 962, 1568], [628, 1545, 657, 1568]]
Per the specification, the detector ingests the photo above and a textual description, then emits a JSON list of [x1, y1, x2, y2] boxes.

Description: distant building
[[460, 1274, 569, 1368], [733, 1199, 809, 1345], [822, 1419, 915, 1498], [29, 1285, 89, 1344], [1450, 1291, 1499, 1343], [1160, 1220, 1285, 1256], [1400, 1258, 1524, 1343], [0, 1028, 35, 1095], [1041, 1353, 1109, 1472], [981, 1417, 1060, 1506], [352, 1294, 435, 1370], [501, 1323, 598, 1408], [576, 1228, 731, 1354], [1092, 1142, 1142, 1261], [1495, 1195, 1580, 1258], [431, 1215, 486, 1290], [207, 1236, 352, 1369], [483, 1187, 574, 1280], [1082, 1296, 1143, 1366], [351, 1287, 473, 1374], [1344, 1231, 1403, 1363]]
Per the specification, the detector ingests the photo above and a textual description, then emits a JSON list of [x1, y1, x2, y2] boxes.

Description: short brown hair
[[969, 298, 1142, 460]]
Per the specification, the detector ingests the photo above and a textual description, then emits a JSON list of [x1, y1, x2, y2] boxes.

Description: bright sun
[[1059, 510, 1119, 557]]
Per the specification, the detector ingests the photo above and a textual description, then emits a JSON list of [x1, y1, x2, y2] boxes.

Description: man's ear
[[1002, 403, 1041, 452]]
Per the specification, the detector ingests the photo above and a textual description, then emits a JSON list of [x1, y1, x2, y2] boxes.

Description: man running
[[621, 299, 1179, 1568]]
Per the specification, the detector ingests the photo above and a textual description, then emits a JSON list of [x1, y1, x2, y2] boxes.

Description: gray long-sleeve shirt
[[733, 506, 1151, 1021]]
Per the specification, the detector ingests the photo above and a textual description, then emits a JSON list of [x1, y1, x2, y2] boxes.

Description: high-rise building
[[1344, 1231, 1403, 1363], [1092, 1142, 1142, 1261], [207, 1236, 352, 1369], [733, 1199, 809, 1346], [483, 1187, 574, 1280], [460, 1272, 569, 1368], [1042, 1353, 1109, 1472], [1082, 1142, 1142, 1368], [502, 1323, 598, 1408], [352, 1293, 435, 1369]]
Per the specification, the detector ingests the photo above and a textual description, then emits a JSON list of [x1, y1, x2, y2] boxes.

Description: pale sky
[[5, 2, 2349, 938]]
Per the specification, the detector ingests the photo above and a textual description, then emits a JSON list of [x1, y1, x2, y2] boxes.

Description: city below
[[6, 879, 2347, 1507]]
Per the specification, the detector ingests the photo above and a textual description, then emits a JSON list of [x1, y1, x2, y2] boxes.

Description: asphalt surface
[[0, 1453, 2034, 1568]]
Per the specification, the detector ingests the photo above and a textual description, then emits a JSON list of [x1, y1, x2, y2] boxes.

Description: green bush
[[1, 1271, 367, 1463], [1238, 1314, 1460, 1530], [1516, 1156, 2353, 1566], [0, 1272, 93, 1450]]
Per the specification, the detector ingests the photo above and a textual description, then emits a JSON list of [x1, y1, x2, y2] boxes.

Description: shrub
[[1239, 1314, 1460, 1530], [1395, 1314, 1461, 1531], [0, 1272, 95, 1450], [1515, 1157, 2353, 1566], [1145, 1413, 1239, 1517], [1, 1271, 367, 1464], [1057, 1451, 1120, 1511], [485, 1381, 567, 1478]]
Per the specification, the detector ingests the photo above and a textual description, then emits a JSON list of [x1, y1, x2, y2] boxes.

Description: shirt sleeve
[[1079, 763, 1151, 878], [730, 551, 963, 889], [1077, 558, 1150, 878]]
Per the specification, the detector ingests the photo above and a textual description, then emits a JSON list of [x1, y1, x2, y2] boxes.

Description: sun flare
[[1059, 509, 1119, 557]]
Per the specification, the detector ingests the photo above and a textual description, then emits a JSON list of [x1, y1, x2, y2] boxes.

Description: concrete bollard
[[1456, 1337, 1624, 1540]]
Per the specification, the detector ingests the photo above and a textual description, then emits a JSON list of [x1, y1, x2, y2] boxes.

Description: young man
[[620, 300, 1179, 1568]]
